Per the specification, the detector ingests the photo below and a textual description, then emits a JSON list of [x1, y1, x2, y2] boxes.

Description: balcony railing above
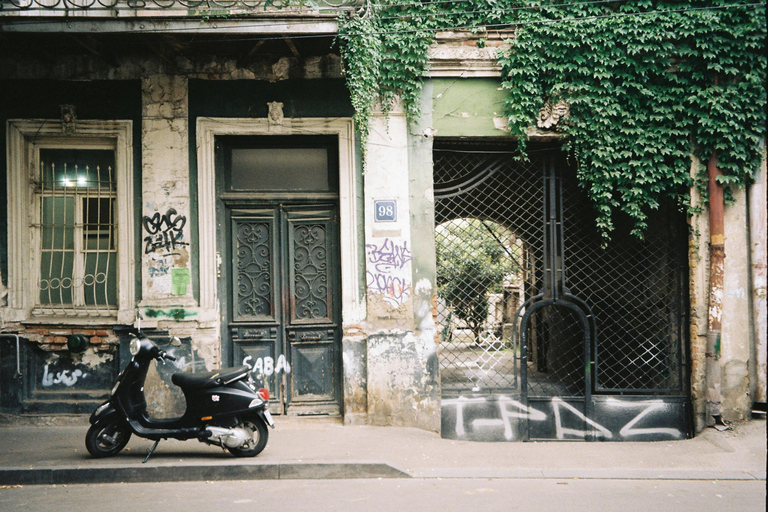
[[1, 0, 361, 15]]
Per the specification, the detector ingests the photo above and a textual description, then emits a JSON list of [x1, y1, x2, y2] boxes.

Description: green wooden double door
[[216, 136, 341, 416]]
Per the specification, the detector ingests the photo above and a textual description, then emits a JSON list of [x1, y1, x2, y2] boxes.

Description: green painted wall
[[430, 78, 511, 138]]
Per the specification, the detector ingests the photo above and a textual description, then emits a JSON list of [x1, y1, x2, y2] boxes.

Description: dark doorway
[[435, 139, 690, 441], [216, 136, 341, 416]]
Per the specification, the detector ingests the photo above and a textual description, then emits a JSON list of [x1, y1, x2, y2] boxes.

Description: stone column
[[139, 75, 195, 311], [362, 101, 440, 431]]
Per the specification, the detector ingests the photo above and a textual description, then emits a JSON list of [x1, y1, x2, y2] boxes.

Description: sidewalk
[[0, 415, 764, 485]]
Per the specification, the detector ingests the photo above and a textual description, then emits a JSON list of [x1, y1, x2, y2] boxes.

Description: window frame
[[6, 119, 135, 324]]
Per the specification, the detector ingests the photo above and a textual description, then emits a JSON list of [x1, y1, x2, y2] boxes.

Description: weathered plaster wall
[[720, 186, 754, 419], [140, 75, 194, 307], [689, 156, 758, 430], [431, 78, 510, 137], [360, 101, 440, 431]]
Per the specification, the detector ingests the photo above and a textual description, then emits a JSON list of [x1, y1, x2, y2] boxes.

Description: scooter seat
[[172, 365, 251, 390]]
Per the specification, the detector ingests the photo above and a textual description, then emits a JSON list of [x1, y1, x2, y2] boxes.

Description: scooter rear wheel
[[85, 420, 132, 458], [227, 416, 269, 457]]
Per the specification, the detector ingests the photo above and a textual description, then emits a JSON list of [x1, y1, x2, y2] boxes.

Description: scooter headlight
[[129, 338, 141, 356]]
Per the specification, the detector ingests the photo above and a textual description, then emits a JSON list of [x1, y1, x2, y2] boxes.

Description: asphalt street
[[1, 478, 765, 512], [0, 416, 764, 511]]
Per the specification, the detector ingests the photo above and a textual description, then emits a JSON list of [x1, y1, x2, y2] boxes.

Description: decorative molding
[[4, 119, 135, 324], [537, 100, 570, 131], [267, 101, 284, 126], [196, 117, 363, 325], [428, 30, 514, 78]]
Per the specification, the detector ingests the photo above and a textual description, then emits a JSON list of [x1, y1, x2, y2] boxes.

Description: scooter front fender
[[89, 400, 118, 426]]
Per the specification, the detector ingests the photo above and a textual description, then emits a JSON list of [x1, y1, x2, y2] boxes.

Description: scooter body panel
[[182, 379, 262, 422]]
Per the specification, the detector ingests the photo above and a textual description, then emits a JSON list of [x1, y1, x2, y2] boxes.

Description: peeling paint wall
[[141, 75, 194, 305], [357, 101, 440, 431], [689, 156, 760, 429], [431, 78, 510, 137]]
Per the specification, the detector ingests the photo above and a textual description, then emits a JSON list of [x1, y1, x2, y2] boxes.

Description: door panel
[[231, 210, 278, 323], [225, 205, 340, 415], [229, 209, 284, 410], [283, 207, 339, 412]]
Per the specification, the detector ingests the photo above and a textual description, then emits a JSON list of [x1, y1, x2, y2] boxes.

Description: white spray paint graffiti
[[552, 397, 613, 440], [469, 396, 547, 441], [41, 364, 88, 387], [443, 396, 683, 441], [243, 355, 291, 377], [607, 398, 685, 439]]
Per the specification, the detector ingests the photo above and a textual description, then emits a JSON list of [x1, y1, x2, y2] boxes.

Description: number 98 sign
[[374, 200, 397, 222]]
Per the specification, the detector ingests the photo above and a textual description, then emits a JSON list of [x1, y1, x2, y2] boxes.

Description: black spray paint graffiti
[[442, 396, 684, 442], [143, 208, 189, 254], [366, 238, 413, 307]]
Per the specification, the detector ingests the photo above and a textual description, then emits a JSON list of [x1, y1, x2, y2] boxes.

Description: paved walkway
[[0, 415, 764, 485]]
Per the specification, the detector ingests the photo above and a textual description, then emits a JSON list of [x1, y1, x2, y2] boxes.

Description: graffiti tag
[[42, 364, 88, 387], [366, 238, 413, 307], [243, 355, 291, 377], [143, 208, 189, 254], [365, 238, 412, 273], [443, 396, 683, 442]]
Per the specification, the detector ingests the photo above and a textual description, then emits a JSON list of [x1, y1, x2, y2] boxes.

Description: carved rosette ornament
[[537, 100, 570, 131]]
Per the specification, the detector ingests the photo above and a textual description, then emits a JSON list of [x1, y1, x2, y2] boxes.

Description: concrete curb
[[413, 468, 765, 481], [0, 462, 409, 486], [3, 464, 764, 486]]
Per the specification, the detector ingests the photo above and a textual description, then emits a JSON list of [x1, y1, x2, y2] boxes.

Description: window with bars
[[36, 149, 118, 312], [6, 119, 135, 324]]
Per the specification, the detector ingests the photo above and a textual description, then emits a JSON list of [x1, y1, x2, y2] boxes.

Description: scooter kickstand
[[143, 439, 161, 463]]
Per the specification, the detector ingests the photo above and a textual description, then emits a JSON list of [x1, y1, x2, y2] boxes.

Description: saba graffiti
[[143, 208, 189, 254], [442, 396, 684, 442], [366, 238, 412, 307]]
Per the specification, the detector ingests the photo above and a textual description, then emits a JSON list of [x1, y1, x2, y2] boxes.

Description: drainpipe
[[706, 152, 725, 426], [749, 152, 767, 410]]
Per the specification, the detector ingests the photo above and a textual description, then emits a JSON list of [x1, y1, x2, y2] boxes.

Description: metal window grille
[[434, 140, 687, 397], [36, 149, 118, 317]]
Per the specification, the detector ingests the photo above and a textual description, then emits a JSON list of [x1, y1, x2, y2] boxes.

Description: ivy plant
[[499, 0, 766, 240], [336, 0, 766, 241]]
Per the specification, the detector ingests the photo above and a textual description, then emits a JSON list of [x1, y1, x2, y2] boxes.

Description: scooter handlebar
[[159, 351, 177, 362]]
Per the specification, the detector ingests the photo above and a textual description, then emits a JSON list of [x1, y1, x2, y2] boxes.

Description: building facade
[[1, 2, 764, 441]]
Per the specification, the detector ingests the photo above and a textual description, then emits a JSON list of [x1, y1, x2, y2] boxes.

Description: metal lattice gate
[[436, 140, 690, 441]]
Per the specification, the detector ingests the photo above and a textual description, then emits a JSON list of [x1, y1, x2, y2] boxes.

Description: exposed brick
[[74, 329, 96, 336], [52, 336, 68, 345], [50, 330, 72, 336], [90, 336, 103, 345], [95, 330, 112, 337]]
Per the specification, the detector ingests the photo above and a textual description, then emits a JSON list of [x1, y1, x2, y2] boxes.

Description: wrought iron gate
[[436, 140, 689, 441]]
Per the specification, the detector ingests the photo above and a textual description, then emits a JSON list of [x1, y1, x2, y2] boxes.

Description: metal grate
[[435, 142, 544, 394], [559, 169, 687, 393], [434, 140, 687, 397], [36, 149, 117, 316]]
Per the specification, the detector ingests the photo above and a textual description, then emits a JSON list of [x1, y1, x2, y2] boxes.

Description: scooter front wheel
[[85, 420, 132, 458], [227, 416, 269, 457]]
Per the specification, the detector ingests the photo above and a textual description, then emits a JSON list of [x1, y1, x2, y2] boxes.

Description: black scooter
[[86, 330, 274, 462]]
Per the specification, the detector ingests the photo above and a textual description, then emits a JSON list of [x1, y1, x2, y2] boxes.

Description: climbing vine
[[336, 1, 766, 240]]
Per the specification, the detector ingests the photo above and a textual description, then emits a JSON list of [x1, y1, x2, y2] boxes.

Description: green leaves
[[500, 1, 766, 241], [338, 1, 766, 241]]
